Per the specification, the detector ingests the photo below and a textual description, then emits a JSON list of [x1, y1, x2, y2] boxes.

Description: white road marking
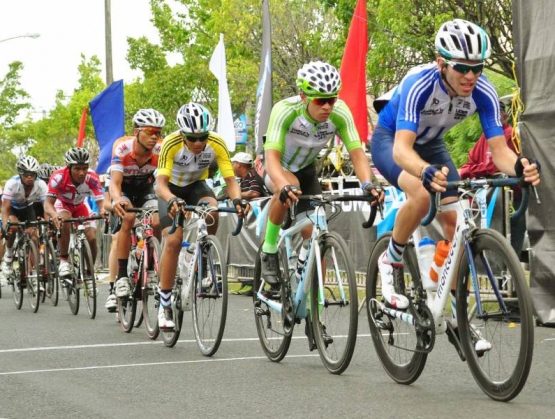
[[0, 354, 319, 376]]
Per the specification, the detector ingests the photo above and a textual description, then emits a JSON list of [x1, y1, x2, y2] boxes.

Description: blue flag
[[89, 80, 125, 175]]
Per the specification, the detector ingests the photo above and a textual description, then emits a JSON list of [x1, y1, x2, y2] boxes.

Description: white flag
[[209, 33, 236, 152]]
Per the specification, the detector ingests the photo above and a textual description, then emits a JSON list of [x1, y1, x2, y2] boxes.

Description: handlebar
[[421, 177, 534, 227], [109, 207, 159, 234], [168, 202, 244, 236]]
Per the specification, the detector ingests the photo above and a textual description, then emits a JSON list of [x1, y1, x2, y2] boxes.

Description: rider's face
[[438, 57, 483, 97], [135, 126, 162, 150], [70, 164, 89, 184], [303, 93, 337, 122], [20, 172, 37, 187]]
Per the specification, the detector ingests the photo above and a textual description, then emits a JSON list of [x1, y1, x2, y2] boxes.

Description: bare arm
[[348, 147, 372, 184], [264, 149, 290, 192]]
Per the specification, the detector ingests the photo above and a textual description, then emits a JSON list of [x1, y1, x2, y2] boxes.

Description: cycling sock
[[159, 289, 172, 308], [387, 238, 405, 263], [262, 220, 281, 254], [5, 248, 13, 257], [109, 282, 114, 293], [117, 259, 128, 279]]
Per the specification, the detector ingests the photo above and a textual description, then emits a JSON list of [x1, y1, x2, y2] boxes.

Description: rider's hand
[[167, 197, 184, 219], [361, 182, 385, 205], [232, 198, 250, 218], [113, 198, 128, 218], [278, 185, 301, 207], [421, 164, 448, 193], [515, 157, 541, 186]]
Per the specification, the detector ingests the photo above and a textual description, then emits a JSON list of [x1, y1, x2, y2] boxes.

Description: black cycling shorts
[[158, 181, 216, 229]]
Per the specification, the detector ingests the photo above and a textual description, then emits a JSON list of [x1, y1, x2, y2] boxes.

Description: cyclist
[[109, 108, 165, 309], [371, 20, 540, 329], [1, 156, 47, 275], [38, 163, 56, 184], [44, 147, 105, 277], [155, 102, 248, 330], [260, 60, 382, 284]]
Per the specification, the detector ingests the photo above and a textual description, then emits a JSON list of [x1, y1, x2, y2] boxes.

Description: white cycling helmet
[[176, 103, 213, 135], [64, 147, 91, 166], [132, 108, 166, 128], [296, 61, 341, 98], [435, 19, 491, 61], [16, 155, 40, 174]]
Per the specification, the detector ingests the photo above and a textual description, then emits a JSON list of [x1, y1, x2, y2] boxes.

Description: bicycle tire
[[366, 233, 428, 385], [142, 236, 161, 340], [46, 239, 59, 306], [26, 241, 41, 313], [252, 245, 292, 362], [310, 232, 358, 374], [455, 228, 534, 402], [161, 307, 183, 348], [12, 250, 24, 310], [81, 240, 97, 319], [67, 247, 80, 315], [192, 235, 227, 356], [118, 251, 138, 332]]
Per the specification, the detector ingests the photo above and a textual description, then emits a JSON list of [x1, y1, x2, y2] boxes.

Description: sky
[[0, 0, 173, 116]]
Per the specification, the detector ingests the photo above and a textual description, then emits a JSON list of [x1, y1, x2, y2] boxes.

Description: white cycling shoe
[[114, 277, 131, 298], [58, 260, 72, 277], [105, 293, 117, 312], [378, 251, 409, 310]]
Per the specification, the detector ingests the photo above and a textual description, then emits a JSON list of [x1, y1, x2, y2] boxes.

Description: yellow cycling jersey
[[157, 130, 234, 187]]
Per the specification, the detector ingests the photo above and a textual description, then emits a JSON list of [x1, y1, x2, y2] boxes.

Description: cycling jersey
[[111, 136, 161, 188], [157, 131, 234, 187], [377, 63, 504, 144], [2, 175, 47, 209], [47, 167, 104, 207], [264, 96, 362, 172]]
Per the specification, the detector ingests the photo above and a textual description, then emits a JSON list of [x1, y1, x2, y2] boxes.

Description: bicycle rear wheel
[[456, 229, 534, 402], [81, 240, 97, 319], [192, 236, 228, 356], [142, 236, 161, 340], [252, 245, 292, 362], [366, 233, 428, 385], [310, 232, 358, 374], [45, 240, 59, 306], [26, 241, 41, 313]]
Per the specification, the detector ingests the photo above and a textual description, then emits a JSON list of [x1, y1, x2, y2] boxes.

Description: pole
[[104, 0, 114, 85]]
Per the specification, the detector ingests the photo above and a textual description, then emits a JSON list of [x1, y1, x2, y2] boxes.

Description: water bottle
[[178, 240, 195, 311], [429, 240, 451, 284], [178, 240, 192, 278], [418, 237, 437, 290]]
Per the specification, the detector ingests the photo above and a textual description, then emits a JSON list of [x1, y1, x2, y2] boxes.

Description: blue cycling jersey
[[377, 63, 504, 144]]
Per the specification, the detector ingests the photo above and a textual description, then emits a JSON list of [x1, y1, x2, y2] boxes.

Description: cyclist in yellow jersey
[[155, 102, 247, 330]]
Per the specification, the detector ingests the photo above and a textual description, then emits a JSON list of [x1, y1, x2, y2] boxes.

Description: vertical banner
[[254, 0, 273, 156], [339, 0, 369, 143], [234, 114, 248, 145], [77, 107, 88, 147], [209, 33, 236, 152], [89, 80, 125, 175]]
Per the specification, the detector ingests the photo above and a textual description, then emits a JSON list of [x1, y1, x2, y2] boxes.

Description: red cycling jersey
[[111, 136, 161, 187], [47, 167, 104, 207]]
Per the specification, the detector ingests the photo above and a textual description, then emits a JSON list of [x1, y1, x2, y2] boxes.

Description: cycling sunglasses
[[20, 171, 37, 178], [445, 60, 484, 75], [183, 133, 209, 143], [310, 96, 338, 106], [139, 127, 163, 137]]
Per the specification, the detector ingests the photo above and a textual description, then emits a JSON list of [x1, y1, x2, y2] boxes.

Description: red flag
[[339, 0, 368, 143], [77, 107, 88, 147]]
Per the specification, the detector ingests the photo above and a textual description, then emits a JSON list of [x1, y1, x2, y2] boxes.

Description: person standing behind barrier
[[459, 101, 526, 256], [231, 152, 268, 201]]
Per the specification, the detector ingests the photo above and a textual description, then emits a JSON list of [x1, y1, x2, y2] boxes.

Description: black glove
[[279, 185, 299, 204], [420, 164, 444, 193]]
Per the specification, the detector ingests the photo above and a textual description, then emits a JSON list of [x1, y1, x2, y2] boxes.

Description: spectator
[[231, 152, 268, 200], [459, 102, 526, 257]]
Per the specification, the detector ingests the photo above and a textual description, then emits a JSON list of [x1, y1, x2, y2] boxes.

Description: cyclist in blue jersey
[[371, 19, 540, 313]]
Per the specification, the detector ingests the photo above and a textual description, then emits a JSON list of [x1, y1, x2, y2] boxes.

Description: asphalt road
[[0, 280, 554, 419]]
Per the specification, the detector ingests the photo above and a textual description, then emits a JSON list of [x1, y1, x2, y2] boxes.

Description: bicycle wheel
[[252, 245, 292, 362], [80, 240, 97, 319], [310, 232, 358, 374], [456, 229, 534, 402], [26, 241, 41, 313], [366, 233, 428, 384], [67, 248, 80, 315], [161, 303, 184, 348], [143, 236, 161, 340], [118, 252, 138, 332], [12, 254, 24, 310], [192, 236, 227, 356], [45, 239, 59, 306]]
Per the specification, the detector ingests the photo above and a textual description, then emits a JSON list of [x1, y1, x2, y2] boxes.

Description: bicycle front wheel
[[456, 229, 534, 402], [81, 240, 97, 319], [118, 252, 138, 332], [366, 234, 428, 385], [67, 248, 80, 315], [192, 236, 228, 356], [12, 255, 24, 310], [142, 236, 161, 340], [26, 241, 41, 313], [310, 232, 358, 374], [45, 239, 59, 306]]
